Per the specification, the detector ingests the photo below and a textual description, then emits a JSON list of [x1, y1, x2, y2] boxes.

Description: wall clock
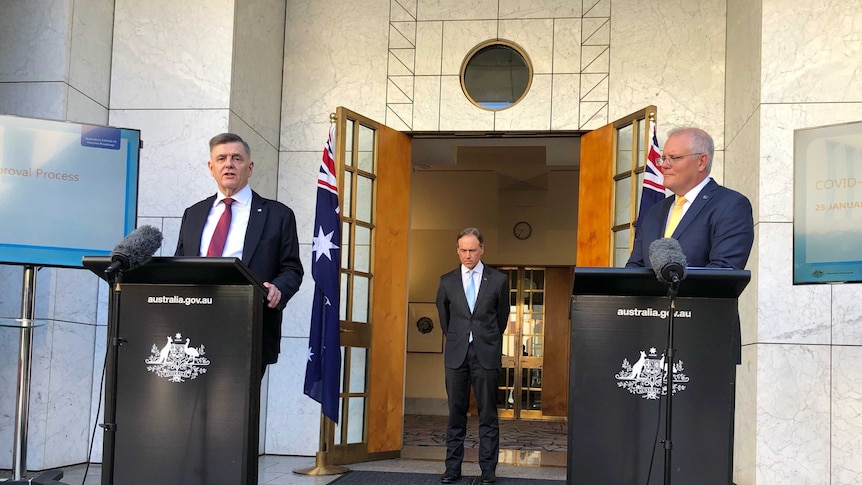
[[513, 221, 532, 240]]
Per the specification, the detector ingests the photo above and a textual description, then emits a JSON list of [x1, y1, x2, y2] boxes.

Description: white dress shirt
[[200, 184, 252, 258]]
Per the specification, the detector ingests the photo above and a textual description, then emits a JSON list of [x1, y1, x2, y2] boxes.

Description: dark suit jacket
[[436, 265, 510, 370], [175, 190, 304, 365], [627, 179, 754, 270]]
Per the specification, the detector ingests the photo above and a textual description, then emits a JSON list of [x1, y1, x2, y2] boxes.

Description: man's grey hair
[[457, 227, 484, 245], [667, 127, 714, 173], [209, 133, 251, 158]]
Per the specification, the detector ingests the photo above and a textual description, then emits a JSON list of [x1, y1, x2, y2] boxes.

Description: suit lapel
[[243, 191, 266, 264], [673, 179, 718, 237], [475, 266, 493, 306], [187, 195, 216, 255]]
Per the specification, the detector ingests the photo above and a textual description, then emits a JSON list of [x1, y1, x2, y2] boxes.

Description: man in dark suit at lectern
[[626, 127, 754, 270], [175, 133, 304, 375], [436, 228, 510, 484], [626, 127, 754, 365]]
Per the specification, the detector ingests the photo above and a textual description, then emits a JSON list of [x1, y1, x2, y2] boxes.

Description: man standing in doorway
[[436, 228, 510, 484]]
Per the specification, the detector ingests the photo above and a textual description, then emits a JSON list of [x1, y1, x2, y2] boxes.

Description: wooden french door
[[577, 106, 658, 266], [328, 107, 411, 464]]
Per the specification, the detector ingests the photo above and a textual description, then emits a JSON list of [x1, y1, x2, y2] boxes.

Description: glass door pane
[[496, 267, 545, 419]]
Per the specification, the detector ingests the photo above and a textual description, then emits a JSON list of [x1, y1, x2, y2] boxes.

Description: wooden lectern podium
[[567, 267, 749, 485], [83, 256, 267, 485]]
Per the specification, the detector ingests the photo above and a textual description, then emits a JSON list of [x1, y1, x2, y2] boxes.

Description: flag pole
[[292, 414, 348, 476], [294, 113, 348, 477]]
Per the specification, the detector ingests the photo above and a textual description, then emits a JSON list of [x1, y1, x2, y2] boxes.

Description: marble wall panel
[[439, 76, 494, 131], [415, 21, 444, 75], [282, 245, 314, 339], [40, 321, 97, 468], [832, 284, 862, 345], [110, 0, 234, 109], [724, 0, 762, 145], [263, 336, 321, 455], [231, 0, 286, 146], [52, 268, 99, 324], [552, 18, 581, 74], [733, 345, 757, 485], [412, 76, 442, 130], [832, 346, 862, 485], [739, 223, 759, 346], [281, 0, 389, 152], [493, 74, 552, 131], [0, 0, 70, 83], [761, 0, 862, 104], [0, 83, 67, 120], [69, 0, 114, 107], [499, 19, 554, 74], [757, 222, 831, 344], [550, 73, 579, 130], [440, 20, 498, 75], [417, 0, 498, 21], [724, 108, 760, 220], [608, 0, 725, 146], [756, 344, 830, 485], [499, 0, 581, 18], [709, 150, 725, 186], [67, 88, 109, 125], [278, 151, 318, 244], [108, 109, 230, 219]]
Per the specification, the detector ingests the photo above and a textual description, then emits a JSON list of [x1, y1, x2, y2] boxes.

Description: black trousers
[[444, 342, 500, 473]]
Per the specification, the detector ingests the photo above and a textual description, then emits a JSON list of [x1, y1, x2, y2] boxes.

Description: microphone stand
[[101, 268, 124, 485], [662, 277, 679, 485]]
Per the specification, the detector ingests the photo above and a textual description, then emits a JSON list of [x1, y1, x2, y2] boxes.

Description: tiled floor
[[1, 415, 568, 484], [404, 414, 567, 453]]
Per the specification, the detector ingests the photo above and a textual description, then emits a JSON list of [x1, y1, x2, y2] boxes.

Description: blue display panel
[[0, 114, 140, 268], [794, 120, 862, 284]]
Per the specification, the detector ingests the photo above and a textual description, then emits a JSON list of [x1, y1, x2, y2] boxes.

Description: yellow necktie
[[664, 196, 687, 238]]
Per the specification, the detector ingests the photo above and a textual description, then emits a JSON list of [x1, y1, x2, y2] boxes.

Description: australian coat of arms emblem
[[145, 333, 210, 382], [615, 347, 689, 400]]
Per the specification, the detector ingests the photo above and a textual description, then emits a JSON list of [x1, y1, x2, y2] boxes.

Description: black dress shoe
[[440, 470, 461, 483], [480, 470, 496, 483]]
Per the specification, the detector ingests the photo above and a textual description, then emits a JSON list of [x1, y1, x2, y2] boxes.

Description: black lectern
[[567, 267, 749, 485], [83, 257, 266, 485]]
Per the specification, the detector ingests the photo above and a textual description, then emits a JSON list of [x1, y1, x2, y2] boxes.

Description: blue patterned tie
[[467, 270, 476, 312]]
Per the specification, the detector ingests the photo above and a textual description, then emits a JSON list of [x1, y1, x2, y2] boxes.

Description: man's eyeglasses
[[658, 152, 703, 165]]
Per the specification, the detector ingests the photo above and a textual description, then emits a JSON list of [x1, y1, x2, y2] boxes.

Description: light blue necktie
[[466, 270, 476, 312]]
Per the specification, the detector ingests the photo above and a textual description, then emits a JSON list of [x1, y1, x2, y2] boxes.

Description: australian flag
[[304, 124, 341, 423], [636, 119, 665, 237]]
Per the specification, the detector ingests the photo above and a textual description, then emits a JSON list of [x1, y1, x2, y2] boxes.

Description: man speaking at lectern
[[626, 127, 754, 270], [175, 133, 304, 375], [626, 127, 754, 365]]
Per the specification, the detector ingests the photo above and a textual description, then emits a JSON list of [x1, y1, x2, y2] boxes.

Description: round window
[[460, 41, 533, 111]]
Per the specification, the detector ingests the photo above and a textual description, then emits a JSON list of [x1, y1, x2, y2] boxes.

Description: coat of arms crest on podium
[[145, 333, 210, 382], [614, 347, 689, 400]]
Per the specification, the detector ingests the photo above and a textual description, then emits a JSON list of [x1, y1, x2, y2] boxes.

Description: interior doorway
[[404, 131, 581, 458], [498, 267, 546, 419]]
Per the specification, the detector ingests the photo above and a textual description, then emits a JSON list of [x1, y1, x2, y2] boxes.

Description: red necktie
[[206, 198, 233, 257]]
